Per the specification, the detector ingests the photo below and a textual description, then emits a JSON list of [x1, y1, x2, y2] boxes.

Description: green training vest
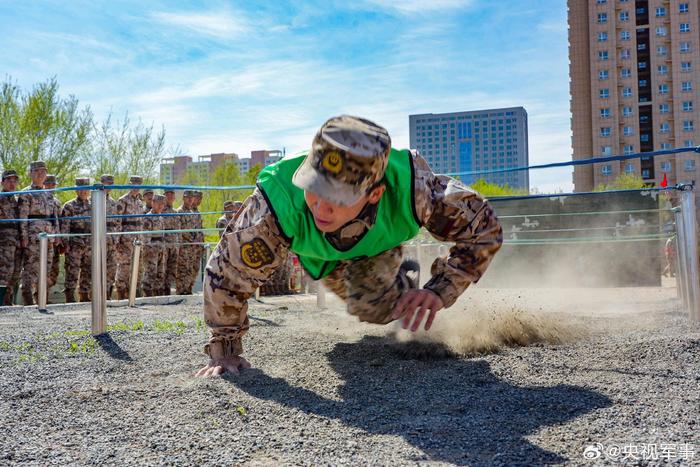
[[257, 148, 422, 279]]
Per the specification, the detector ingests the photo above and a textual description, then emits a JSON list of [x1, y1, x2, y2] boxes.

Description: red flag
[[660, 172, 668, 188]]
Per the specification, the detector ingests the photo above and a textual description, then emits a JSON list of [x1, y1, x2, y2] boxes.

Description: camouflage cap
[[183, 190, 195, 197], [292, 115, 391, 207], [75, 177, 90, 186], [100, 174, 114, 185], [193, 190, 203, 198], [143, 188, 154, 196], [129, 175, 143, 185], [223, 200, 235, 209], [163, 186, 175, 193], [1, 169, 19, 181], [152, 194, 165, 202], [45, 174, 58, 185], [29, 160, 47, 171]]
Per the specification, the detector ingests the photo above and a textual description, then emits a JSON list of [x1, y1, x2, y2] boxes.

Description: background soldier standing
[[161, 188, 179, 295], [0, 170, 21, 306], [101, 174, 120, 299], [216, 200, 242, 238], [18, 161, 59, 305], [175, 190, 196, 295], [142, 194, 166, 296], [61, 178, 92, 303], [44, 174, 63, 292], [137, 188, 155, 297], [115, 175, 144, 300]]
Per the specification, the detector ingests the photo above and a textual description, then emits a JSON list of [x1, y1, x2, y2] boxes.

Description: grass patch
[[67, 337, 98, 354], [106, 320, 145, 332]]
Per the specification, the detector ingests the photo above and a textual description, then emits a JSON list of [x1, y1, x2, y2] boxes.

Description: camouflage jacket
[[0, 190, 19, 239], [117, 193, 145, 233], [17, 185, 59, 241], [162, 204, 180, 244], [106, 195, 120, 233], [142, 210, 165, 246], [176, 206, 195, 243], [191, 207, 204, 243], [60, 198, 92, 245]]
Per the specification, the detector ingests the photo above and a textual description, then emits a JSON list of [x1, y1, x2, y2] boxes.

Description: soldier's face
[[144, 193, 154, 204], [45, 183, 56, 190], [193, 196, 202, 207], [31, 169, 47, 186], [129, 189, 140, 197], [77, 190, 89, 200], [182, 196, 192, 207], [165, 192, 175, 205], [2, 177, 18, 192], [304, 185, 385, 233], [152, 201, 164, 213]]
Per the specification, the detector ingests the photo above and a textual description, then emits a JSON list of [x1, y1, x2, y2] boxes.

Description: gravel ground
[[1, 284, 699, 466]]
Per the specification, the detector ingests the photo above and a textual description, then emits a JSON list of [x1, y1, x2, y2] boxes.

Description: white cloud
[[151, 9, 249, 39], [363, 0, 476, 14]]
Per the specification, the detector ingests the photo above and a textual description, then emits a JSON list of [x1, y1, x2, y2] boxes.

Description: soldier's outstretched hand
[[391, 289, 444, 332], [195, 356, 251, 377]]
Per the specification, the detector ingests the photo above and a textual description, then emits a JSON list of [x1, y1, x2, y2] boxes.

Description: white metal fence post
[[128, 239, 142, 307], [91, 188, 107, 335], [679, 187, 700, 321], [38, 233, 48, 312]]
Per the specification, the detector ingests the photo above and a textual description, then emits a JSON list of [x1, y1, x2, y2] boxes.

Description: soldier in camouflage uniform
[[61, 178, 92, 303], [161, 188, 179, 295], [101, 174, 120, 299], [18, 161, 60, 306], [0, 170, 21, 306], [216, 200, 242, 238], [197, 116, 503, 377], [115, 175, 145, 300], [44, 175, 64, 291], [136, 188, 155, 297], [175, 190, 198, 295], [142, 194, 167, 296]]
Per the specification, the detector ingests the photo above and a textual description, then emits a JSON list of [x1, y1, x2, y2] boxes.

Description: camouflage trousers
[[142, 244, 166, 296], [322, 246, 405, 324], [48, 245, 60, 289], [176, 245, 202, 295], [163, 243, 178, 294], [21, 233, 54, 304], [64, 241, 92, 294], [0, 235, 19, 286], [115, 237, 136, 292]]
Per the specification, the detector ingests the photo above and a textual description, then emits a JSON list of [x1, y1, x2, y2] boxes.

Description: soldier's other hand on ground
[[392, 289, 444, 332], [195, 356, 251, 377]]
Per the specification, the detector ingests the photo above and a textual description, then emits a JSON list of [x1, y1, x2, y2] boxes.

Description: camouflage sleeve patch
[[240, 238, 275, 269], [412, 152, 503, 308]]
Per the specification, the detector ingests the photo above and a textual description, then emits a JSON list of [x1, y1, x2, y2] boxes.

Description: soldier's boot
[[398, 260, 420, 291], [65, 289, 76, 303], [79, 292, 90, 302]]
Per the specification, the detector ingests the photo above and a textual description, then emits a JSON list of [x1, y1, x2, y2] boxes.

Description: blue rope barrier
[[489, 186, 677, 203], [444, 146, 700, 177], [0, 210, 230, 223], [0, 183, 256, 196]]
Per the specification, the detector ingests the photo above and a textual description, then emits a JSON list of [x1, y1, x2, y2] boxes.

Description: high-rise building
[[568, 0, 700, 192], [409, 107, 529, 189], [160, 152, 239, 185]]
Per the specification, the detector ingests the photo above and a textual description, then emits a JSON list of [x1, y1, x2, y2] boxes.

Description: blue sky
[[0, 0, 572, 191]]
